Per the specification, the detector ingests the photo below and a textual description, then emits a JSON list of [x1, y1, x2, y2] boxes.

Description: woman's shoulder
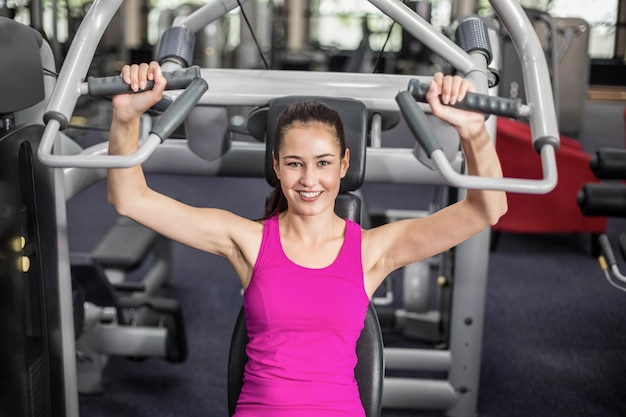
[[359, 222, 394, 258], [208, 209, 265, 245]]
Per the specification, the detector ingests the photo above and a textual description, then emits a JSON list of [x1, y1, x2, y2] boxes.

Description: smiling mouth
[[299, 191, 322, 199]]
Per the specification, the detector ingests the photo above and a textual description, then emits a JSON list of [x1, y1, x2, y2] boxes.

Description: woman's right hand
[[112, 61, 167, 124], [426, 72, 485, 140]]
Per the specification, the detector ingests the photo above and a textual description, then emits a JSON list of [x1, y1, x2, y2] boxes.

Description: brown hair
[[263, 100, 346, 219]]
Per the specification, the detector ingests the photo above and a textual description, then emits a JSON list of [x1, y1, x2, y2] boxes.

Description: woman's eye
[[318, 160, 330, 167], [287, 162, 302, 167]]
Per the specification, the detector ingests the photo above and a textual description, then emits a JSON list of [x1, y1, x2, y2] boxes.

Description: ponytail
[[263, 183, 288, 219]]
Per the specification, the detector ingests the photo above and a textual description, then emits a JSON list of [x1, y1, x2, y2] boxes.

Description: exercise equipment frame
[[36, 0, 559, 416]]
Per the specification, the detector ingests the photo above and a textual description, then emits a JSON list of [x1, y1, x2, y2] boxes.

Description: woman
[[108, 62, 507, 416]]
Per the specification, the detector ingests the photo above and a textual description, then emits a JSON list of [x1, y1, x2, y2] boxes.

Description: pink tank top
[[234, 214, 369, 417]]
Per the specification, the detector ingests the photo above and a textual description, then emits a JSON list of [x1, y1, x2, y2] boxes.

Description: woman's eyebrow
[[283, 153, 336, 160]]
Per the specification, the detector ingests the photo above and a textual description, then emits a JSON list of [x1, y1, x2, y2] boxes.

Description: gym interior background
[[1, 0, 626, 416]]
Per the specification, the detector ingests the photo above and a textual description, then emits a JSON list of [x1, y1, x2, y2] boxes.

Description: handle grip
[[396, 90, 441, 158], [407, 78, 524, 119], [150, 77, 208, 142], [87, 66, 202, 96], [39, 67, 207, 168], [396, 85, 557, 194]]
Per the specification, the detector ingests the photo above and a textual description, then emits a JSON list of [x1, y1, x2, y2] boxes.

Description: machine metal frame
[[36, 0, 559, 415]]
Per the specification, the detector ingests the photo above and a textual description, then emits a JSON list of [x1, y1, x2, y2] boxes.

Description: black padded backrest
[[226, 307, 248, 417], [263, 96, 368, 193], [355, 303, 385, 416], [227, 303, 384, 417], [335, 192, 362, 224], [0, 17, 45, 114]]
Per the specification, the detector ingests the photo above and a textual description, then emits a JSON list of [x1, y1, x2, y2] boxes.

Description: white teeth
[[300, 191, 321, 198]]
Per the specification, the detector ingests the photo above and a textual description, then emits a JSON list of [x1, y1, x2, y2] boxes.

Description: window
[[549, 0, 617, 59], [311, 0, 401, 51], [479, 0, 619, 59]]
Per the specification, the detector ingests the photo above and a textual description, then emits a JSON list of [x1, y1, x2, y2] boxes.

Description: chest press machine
[[2, 0, 561, 416]]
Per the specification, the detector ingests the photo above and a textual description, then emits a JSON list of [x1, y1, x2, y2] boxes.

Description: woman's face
[[273, 122, 349, 217]]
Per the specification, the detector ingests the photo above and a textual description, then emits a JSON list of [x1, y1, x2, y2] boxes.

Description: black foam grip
[[87, 66, 202, 97], [396, 90, 441, 157], [150, 77, 208, 142], [407, 78, 522, 119], [455, 16, 492, 63], [577, 183, 626, 218], [590, 148, 626, 180], [156, 26, 196, 67]]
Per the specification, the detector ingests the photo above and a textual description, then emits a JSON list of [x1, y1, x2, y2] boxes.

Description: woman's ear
[[340, 148, 350, 179], [272, 151, 280, 180]]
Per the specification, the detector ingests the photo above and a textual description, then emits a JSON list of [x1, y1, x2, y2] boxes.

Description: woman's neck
[[279, 209, 344, 245]]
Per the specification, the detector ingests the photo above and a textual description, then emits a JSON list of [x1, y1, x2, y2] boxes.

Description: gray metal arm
[[597, 235, 626, 292], [490, 0, 560, 150], [368, 0, 476, 72], [37, 0, 560, 192], [32, 2, 562, 417], [173, 0, 248, 33]]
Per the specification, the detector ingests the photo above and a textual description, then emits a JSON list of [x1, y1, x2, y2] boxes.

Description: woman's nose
[[299, 166, 316, 187]]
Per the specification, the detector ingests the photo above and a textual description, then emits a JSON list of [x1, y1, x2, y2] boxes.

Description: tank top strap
[[253, 214, 280, 270], [342, 219, 362, 256], [334, 218, 364, 287], [264, 214, 279, 243], [257, 215, 363, 277]]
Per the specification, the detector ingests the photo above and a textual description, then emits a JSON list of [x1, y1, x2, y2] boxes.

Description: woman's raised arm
[[107, 62, 262, 285], [362, 73, 508, 296]]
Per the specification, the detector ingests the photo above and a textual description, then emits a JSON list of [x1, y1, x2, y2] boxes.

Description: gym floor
[[70, 100, 626, 417]]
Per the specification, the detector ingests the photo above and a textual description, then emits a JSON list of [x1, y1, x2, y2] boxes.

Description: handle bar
[[38, 67, 207, 168], [395, 89, 558, 194], [36, 0, 559, 188], [407, 79, 529, 120], [85, 66, 201, 96]]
